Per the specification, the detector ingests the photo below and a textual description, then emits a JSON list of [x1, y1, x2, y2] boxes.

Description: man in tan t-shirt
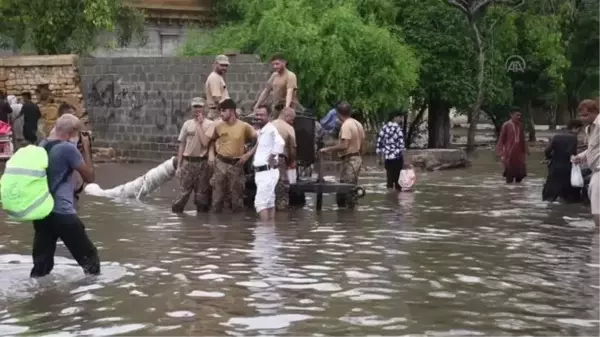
[[172, 97, 215, 213], [320, 102, 365, 209], [254, 53, 298, 117], [270, 107, 297, 210], [205, 55, 230, 120], [210, 98, 257, 212]]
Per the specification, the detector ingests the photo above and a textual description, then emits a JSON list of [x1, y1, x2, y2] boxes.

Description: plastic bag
[[571, 164, 584, 187], [399, 168, 416, 190]]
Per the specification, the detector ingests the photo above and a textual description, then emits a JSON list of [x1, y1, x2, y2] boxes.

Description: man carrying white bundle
[[247, 106, 285, 221]]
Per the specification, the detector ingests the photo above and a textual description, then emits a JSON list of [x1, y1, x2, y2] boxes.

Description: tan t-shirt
[[205, 71, 229, 108], [213, 119, 257, 158], [339, 118, 365, 156], [268, 69, 298, 105], [271, 119, 296, 158], [178, 119, 215, 157]]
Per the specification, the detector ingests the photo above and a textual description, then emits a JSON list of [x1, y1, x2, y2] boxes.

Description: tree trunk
[[466, 19, 486, 154], [427, 97, 450, 148], [547, 104, 557, 130], [526, 100, 536, 142], [402, 114, 408, 141], [407, 104, 426, 148]]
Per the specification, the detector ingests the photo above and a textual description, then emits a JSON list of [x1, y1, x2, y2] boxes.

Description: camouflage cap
[[215, 55, 230, 65], [191, 97, 205, 107]]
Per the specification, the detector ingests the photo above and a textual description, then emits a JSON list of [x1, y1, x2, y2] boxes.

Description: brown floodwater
[[0, 151, 598, 336]]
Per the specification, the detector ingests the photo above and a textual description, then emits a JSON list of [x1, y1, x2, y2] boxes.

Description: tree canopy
[[0, 0, 146, 55], [180, 0, 420, 122]]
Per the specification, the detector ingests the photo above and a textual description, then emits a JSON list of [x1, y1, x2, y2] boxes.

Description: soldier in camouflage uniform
[[205, 55, 230, 121], [172, 97, 215, 213], [319, 102, 365, 209], [270, 107, 297, 210], [210, 99, 257, 212]]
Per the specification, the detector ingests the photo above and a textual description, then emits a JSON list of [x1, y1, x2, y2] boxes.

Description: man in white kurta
[[250, 106, 285, 221]]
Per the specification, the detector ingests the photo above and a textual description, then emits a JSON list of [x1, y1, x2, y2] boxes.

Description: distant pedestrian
[[543, 119, 583, 202], [20, 92, 41, 144], [172, 97, 215, 213], [0, 91, 12, 124], [205, 55, 230, 121], [320, 102, 366, 208], [376, 109, 406, 190], [496, 107, 528, 184]]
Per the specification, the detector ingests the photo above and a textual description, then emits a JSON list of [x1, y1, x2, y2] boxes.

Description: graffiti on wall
[[87, 76, 188, 130]]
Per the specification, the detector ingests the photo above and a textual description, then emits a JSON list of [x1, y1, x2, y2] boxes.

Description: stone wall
[[0, 55, 85, 140], [79, 55, 271, 161]]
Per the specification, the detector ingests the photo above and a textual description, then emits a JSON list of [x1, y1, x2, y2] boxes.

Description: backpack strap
[[43, 140, 73, 194]]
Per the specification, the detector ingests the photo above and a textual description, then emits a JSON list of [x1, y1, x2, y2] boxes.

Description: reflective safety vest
[[0, 145, 54, 222]]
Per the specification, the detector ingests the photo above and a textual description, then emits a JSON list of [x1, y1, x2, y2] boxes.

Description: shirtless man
[[210, 98, 257, 212], [320, 102, 366, 209], [270, 107, 297, 210], [205, 55, 230, 120], [254, 54, 298, 117]]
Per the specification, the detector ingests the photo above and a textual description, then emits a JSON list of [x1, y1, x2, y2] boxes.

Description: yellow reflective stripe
[[5, 191, 51, 219], [4, 167, 47, 178]]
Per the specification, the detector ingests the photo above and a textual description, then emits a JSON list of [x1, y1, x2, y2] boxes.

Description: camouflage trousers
[[336, 156, 362, 209], [172, 159, 211, 213], [274, 157, 290, 210], [211, 158, 245, 212]]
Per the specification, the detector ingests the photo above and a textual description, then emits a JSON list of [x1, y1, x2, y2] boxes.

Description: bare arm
[[254, 88, 271, 110], [196, 122, 211, 147], [285, 88, 294, 108], [322, 139, 349, 153], [177, 142, 185, 169]]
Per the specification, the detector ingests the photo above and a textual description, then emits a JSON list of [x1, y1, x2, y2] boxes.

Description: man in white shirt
[[572, 98, 600, 227], [248, 106, 285, 221]]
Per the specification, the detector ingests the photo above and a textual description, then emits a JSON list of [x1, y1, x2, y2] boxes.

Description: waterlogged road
[[0, 152, 598, 336]]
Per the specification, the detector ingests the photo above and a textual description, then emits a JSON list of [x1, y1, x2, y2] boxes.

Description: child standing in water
[[399, 155, 416, 192]]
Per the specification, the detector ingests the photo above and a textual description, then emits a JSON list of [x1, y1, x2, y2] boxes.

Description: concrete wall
[[79, 55, 270, 161]]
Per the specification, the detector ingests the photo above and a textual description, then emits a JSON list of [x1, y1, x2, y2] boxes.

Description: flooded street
[[1, 151, 598, 336]]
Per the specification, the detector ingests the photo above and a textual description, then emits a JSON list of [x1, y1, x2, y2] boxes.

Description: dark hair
[[21, 92, 32, 100], [337, 101, 351, 117], [388, 108, 406, 121], [270, 53, 286, 62], [0, 91, 5, 99], [219, 98, 236, 110], [273, 102, 284, 113], [566, 119, 583, 130], [58, 103, 74, 116], [257, 104, 271, 115], [510, 106, 521, 114]]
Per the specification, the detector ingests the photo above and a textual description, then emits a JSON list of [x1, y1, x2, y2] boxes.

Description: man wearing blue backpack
[[32, 114, 98, 277]]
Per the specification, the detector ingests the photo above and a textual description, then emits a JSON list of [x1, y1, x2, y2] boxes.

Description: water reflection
[[0, 153, 598, 336]]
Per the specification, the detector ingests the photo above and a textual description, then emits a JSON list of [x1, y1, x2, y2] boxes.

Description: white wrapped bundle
[[85, 157, 176, 199]]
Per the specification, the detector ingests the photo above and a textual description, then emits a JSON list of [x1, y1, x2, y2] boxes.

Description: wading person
[[496, 108, 528, 184], [376, 109, 406, 190], [320, 102, 365, 208], [543, 119, 583, 202], [571, 99, 600, 228], [20, 92, 41, 144], [249, 107, 285, 220], [33, 114, 99, 277], [172, 97, 215, 213], [270, 107, 297, 210], [211, 98, 257, 212], [0, 91, 12, 124], [254, 54, 298, 116], [205, 55, 230, 121]]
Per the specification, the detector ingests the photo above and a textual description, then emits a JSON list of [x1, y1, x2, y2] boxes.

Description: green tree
[[181, 0, 419, 122], [0, 0, 146, 55]]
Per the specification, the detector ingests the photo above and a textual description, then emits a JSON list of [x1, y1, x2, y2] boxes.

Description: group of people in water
[[496, 100, 599, 227]]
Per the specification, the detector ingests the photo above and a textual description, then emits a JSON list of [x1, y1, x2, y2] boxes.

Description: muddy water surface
[[0, 152, 598, 336]]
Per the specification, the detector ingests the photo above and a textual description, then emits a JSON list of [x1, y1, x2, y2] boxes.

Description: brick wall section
[[78, 55, 271, 161], [0, 55, 85, 140]]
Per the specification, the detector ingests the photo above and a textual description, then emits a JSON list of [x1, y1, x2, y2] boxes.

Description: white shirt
[[253, 122, 285, 167]]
